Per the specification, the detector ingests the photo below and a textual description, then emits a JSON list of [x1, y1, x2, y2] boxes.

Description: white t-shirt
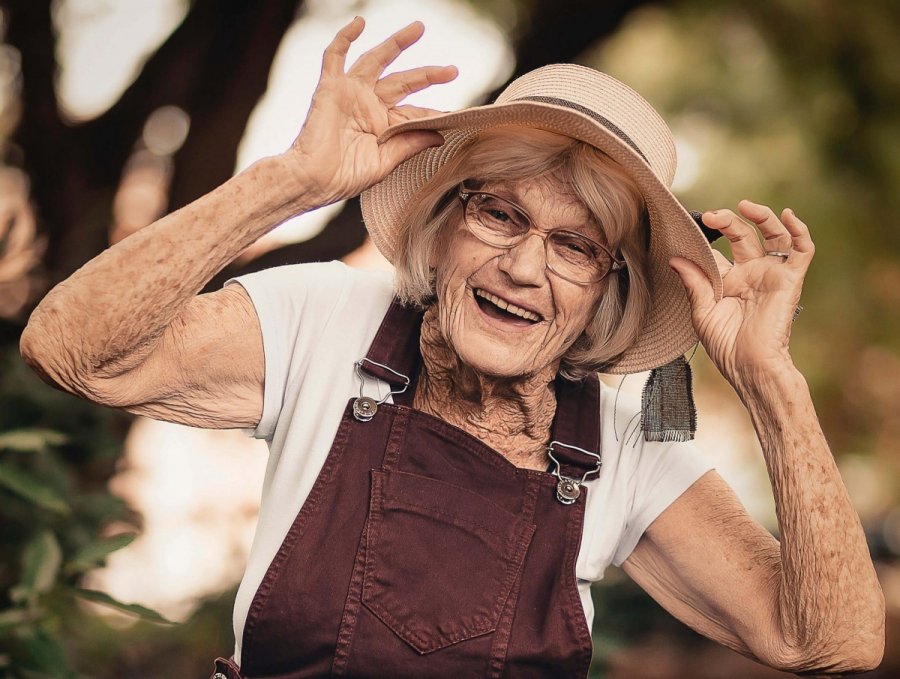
[[228, 261, 712, 664]]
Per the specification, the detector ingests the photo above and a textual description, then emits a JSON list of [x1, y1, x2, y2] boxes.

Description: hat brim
[[361, 100, 722, 374]]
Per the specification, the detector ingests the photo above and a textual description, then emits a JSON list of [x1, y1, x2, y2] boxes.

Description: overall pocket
[[361, 469, 536, 654]]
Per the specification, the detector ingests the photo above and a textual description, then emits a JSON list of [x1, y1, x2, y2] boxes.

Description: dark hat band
[[514, 95, 650, 164]]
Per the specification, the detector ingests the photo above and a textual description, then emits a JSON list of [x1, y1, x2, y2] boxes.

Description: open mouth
[[473, 288, 543, 326]]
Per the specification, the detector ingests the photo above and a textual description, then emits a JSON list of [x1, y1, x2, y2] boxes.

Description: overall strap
[[549, 374, 603, 482], [359, 300, 423, 407]]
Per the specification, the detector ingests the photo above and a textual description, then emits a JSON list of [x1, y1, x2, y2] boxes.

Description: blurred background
[[0, 0, 898, 677]]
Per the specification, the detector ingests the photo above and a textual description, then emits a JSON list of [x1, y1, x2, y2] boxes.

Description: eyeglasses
[[457, 186, 626, 285]]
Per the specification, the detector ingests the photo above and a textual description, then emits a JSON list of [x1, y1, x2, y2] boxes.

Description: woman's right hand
[[284, 18, 458, 209]]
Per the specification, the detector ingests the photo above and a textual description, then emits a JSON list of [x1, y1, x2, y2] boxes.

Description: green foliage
[[68, 589, 172, 626], [0, 464, 71, 516], [585, 0, 900, 496], [0, 323, 170, 678]]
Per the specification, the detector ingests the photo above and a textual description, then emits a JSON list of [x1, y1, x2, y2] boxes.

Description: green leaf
[[15, 531, 62, 605], [0, 607, 36, 630], [0, 462, 70, 514], [64, 533, 137, 575], [16, 628, 72, 677], [0, 429, 68, 453], [72, 588, 174, 625]]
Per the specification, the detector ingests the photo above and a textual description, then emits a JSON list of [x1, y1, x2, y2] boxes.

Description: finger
[[669, 256, 716, 320], [351, 21, 425, 82], [379, 130, 445, 173], [386, 105, 448, 128], [781, 208, 815, 260], [322, 16, 365, 76], [391, 104, 448, 119], [739, 199, 793, 253], [375, 65, 458, 106], [702, 209, 763, 263]]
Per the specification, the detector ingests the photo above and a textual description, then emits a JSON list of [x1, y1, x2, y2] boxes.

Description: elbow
[[763, 615, 885, 675], [20, 316, 66, 387], [833, 611, 886, 674], [20, 312, 97, 398], [21, 314, 151, 410], [773, 643, 884, 676]]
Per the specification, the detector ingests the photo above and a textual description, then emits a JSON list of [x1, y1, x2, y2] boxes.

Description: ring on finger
[[765, 250, 791, 259]]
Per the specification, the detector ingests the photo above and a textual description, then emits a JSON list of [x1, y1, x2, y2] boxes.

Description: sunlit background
[[1, 0, 898, 677]]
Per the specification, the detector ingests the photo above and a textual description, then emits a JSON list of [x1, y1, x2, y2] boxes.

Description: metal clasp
[[547, 441, 602, 505], [352, 358, 410, 422]]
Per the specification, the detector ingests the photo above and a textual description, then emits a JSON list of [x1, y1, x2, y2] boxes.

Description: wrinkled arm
[[20, 157, 301, 427], [624, 367, 884, 674], [20, 19, 457, 427]]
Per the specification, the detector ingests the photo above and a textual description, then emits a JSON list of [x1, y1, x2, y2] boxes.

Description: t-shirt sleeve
[[225, 261, 363, 440], [611, 436, 713, 566], [595, 379, 714, 568]]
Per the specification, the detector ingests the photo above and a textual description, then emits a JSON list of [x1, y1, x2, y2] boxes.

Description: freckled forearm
[[21, 155, 311, 384], [733, 365, 885, 670]]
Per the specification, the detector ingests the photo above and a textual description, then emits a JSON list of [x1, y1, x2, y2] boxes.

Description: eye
[[553, 233, 594, 255], [473, 195, 527, 232], [562, 239, 589, 255], [485, 207, 512, 222]]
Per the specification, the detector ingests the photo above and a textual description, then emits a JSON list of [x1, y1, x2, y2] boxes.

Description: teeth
[[475, 289, 542, 322]]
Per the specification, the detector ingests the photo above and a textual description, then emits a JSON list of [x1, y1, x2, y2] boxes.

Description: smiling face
[[432, 175, 609, 379]]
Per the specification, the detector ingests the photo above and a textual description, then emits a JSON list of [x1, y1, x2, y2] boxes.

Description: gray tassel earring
[[640, 355, 697, 442]]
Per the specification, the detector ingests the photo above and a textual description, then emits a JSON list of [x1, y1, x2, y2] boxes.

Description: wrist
[[246, 154, 325, 219], [731, 361, 807, 405], [269, 150, 338, 213]]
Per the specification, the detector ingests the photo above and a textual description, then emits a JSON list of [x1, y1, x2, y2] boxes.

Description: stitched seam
[[401, 407, 547, 477], [488, 477, 541, 677], [240, 402, 353, 669], [332, 471, 381, 674], [563, 494, 595, 673], [380, 500, 508, 538]]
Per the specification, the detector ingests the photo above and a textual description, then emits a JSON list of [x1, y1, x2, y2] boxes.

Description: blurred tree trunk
[[5, 0, 303, 283], [5, 0, 656, 290], [210, 0, 658, 286], [506, 0, 657, 83]]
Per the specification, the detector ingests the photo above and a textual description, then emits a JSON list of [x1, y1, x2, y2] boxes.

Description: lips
[[473, 288, 544, 324]]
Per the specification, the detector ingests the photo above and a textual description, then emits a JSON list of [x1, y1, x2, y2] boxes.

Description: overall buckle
[[547, 441, 602, 505]]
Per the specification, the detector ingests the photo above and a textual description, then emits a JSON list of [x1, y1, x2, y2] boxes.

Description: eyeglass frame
[[456, 185, 627, 286]]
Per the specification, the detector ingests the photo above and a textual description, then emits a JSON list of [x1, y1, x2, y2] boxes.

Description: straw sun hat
[[360, 64, 723, 375]]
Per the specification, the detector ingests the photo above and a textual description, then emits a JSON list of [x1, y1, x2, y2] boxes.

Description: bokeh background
[[1, 0, 898, 677]]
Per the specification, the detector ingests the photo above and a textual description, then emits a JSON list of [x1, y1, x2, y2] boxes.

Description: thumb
[[378, 130, 444, 173], [669, 256, 716, 319]]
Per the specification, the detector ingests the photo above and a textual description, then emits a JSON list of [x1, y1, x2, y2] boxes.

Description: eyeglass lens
[[464, 192, 613, 283]]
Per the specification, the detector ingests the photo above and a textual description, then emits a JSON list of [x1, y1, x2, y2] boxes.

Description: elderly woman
[[21, 18, 883, 678]]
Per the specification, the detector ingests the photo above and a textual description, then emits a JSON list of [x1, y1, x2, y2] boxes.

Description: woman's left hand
[[669, 200, 815, 384]]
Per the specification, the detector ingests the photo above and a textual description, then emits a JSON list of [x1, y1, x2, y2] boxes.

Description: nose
[[497, 233, 547, 286]]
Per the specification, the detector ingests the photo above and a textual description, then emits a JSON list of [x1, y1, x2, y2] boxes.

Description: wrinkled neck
[[413, 305, 558, 469]]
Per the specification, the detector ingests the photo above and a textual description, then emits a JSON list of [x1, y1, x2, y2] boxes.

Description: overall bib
[[213, 301, 602, 678]]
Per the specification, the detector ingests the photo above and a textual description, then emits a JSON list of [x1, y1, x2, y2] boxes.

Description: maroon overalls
[[212, 302, 603, 678]]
